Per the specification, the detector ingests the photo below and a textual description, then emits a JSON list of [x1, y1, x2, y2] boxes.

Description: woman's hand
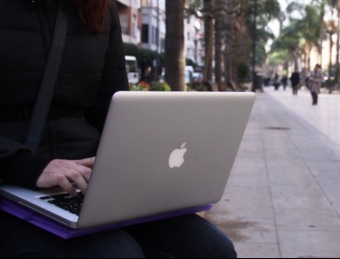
[[36, 157, 95, 196]]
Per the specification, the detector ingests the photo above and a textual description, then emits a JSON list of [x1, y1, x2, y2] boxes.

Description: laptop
[[0, 91, 256, 229]]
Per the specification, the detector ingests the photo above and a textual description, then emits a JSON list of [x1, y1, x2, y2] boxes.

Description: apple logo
[[169, 142, 188, 169]]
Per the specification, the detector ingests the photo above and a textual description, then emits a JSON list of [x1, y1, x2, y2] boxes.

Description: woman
[[0, 0, 237, 257], [309, 64, 323, 105]]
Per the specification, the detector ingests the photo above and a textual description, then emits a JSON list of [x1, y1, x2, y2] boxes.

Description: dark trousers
[[0, 211, 237, 258], [311, 91, 318, 105], [292, 84, 299, 95]]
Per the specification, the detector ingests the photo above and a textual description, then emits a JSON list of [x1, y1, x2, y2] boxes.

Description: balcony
[[116, 0, 140, 9]]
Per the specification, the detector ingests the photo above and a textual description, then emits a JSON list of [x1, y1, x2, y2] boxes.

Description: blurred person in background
[[309, 64, 323, 105], [290, 70, 300, 96]]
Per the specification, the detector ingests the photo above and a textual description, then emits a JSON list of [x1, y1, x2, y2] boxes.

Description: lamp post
[[251, 0, 257, 92]]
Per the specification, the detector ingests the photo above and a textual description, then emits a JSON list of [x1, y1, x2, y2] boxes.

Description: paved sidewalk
[[203, 88, 340, 258]]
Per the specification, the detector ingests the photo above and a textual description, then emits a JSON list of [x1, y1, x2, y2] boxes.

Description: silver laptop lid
[[78, 91, 255, 228]]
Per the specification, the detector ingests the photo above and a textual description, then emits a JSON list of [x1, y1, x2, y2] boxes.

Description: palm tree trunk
[[307, 44, 312, 73], [203, 0, 214, 82], [293, 50, 299, 71], [224, 1, 234, 86], [214, 0, 224, 91], [165, 0, 186, 91], [318, 3, 325, 66], [335, 5, 340, 84]]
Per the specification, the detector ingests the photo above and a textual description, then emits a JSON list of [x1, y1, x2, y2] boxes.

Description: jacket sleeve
[[85, 0, 129, 132], [0, 137, 52, 189]]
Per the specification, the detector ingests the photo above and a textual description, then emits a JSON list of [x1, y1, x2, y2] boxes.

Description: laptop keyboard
[[39, 192, 84, 216]]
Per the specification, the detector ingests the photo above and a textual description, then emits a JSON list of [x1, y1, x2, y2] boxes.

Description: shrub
[[238, 62, 250, 80], [130, 81, 150, 91], [150, 82, 172, 91]]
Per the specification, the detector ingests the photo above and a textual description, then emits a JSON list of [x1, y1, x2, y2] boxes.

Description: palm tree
[[271, 22, 303, 71], [325, 0, 340, 85], [313, 0, 326, 66], [165, 0, 186, 91], [203, 0, 214, 82], [223, 0, 280, 84], [270, 2, 321, 78], [301, 5, 321, 73], [224, 0, 250, 84], [286, 3, 320, 72], [214, 0, 224, 90], [189, 0, 280, 89]]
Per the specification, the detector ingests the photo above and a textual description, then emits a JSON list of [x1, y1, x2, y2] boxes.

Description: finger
[[66, 163, 92, 183], [41, 165, 86, 195], [38, 159, 91, 195], [74, 164, 92, 183], [57, 162, 92, 191], [50, 174, 78, 196], [65, 169, 89, 195], [77, 157, 95, 168]]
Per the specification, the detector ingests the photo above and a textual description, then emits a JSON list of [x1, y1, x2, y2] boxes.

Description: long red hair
[[75, 0, 112, 33]]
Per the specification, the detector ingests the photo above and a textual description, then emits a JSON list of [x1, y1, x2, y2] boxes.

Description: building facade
[[116, 0, 205, 68], [185, 15, 205, 67], [140, 0, 166, 53], [116, 0, 141, 45]]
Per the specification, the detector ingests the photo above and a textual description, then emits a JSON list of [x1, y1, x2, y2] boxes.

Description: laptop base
[[0, 197, 213, 239]]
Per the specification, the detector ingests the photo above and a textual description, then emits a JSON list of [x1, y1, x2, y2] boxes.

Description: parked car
[[160, 68, 193, 84], [192, 72, 203, 83], [125, 55, 139, 85]]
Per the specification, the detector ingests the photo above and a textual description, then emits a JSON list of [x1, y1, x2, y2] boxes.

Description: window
[[142, 24, 149, 43], [151, 26, 159, 46], [152, 26, 155, 44], [141, 0, 149, 7], [132, 15, 137, 38], [161, 38, 165, 52], [119, 14, 128, 35], [156, 27, 159, 46]]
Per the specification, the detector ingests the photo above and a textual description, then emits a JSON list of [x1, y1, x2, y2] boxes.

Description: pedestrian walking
[[309, 64, 323, 106], [281, 76, 288, 91], [274, 73, 280, 91], [290, 70, 300, 95]]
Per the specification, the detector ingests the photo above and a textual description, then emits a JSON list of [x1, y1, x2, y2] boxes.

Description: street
[[203, 87, 340, 258]]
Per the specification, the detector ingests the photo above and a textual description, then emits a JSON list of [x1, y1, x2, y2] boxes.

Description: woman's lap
[[0, 211, 143, 258], [0, 212, 236, 258], [124, 214, 237, 258]]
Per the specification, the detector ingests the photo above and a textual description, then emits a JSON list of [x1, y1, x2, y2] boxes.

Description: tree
[[270, 2, 321, 76], [165, 0, 186, 91], [223, 0, 280, 84], [271, 23, 302, 71], [188, 0, 280, 89], [214, 0, 224, 90], [245, 0, 280, 66], [203, 0, 214, 82]]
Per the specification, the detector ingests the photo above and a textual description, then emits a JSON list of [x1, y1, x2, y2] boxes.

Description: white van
[[160, 66, 193, 84], [125, 56, 139, 85], [185, 66, 193, 84]]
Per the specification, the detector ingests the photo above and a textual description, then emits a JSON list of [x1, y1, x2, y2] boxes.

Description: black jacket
[[290, 72, 300, 86], [0, 0, 129, 188]]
